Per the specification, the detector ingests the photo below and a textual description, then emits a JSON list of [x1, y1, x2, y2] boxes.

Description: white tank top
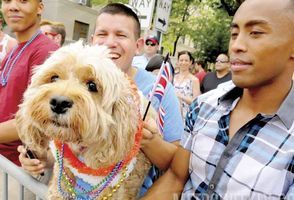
[[0, 34, 11, 62]]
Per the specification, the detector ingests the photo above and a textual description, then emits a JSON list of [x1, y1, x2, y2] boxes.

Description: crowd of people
[[0, 0, 293, 199]]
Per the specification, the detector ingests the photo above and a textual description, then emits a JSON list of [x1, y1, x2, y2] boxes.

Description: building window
[[73, 20, 89, 41]]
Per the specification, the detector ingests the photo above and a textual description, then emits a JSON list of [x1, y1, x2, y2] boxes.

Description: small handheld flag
[[143, 53, 171, 121], [157, 106, 166, 134]]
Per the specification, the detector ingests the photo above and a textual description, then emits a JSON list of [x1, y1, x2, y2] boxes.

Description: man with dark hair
[[201, 53, 231, 93], [92, 3, 183, 195], [142, 0, 294, 199], [0, 0, 58, 198], [97, 3, 141, 39], [194, 60, 206, 84], [93, 7, 184, 193], [0, 0, 58, 165], [132, 34, 160, 69], [19, 2, 183, 197]]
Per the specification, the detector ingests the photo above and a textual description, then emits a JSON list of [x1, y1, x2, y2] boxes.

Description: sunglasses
[[44, 32, 58, 37], [145, 42, 157, 46]]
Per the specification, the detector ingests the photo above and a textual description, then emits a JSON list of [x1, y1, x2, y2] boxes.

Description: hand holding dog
[[17, 145, 53, 176]]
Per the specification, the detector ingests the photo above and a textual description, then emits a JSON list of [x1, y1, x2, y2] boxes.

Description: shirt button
[[209, 183, 215, 190]]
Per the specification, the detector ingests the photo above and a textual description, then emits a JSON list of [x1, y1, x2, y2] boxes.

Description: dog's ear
[[15, 110, 49, 154], [110, 89, 139, 157]]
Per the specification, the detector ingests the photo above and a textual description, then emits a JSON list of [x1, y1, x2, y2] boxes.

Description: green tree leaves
[[191, 2, 232, 63]]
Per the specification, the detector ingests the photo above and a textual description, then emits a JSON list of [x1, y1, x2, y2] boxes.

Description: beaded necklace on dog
[[55, 78, 143, 199], [0, 30, 42, 87], [56, 143, 130, 199]]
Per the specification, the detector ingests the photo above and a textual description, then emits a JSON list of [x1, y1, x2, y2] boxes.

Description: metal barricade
[[0, 155, 48, 200]]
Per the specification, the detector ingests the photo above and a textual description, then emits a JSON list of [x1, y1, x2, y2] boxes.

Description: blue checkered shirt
[[180, 81, 294, 200]]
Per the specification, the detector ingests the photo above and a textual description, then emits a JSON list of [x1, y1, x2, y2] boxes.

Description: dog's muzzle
[[50, 96, 73, 114]]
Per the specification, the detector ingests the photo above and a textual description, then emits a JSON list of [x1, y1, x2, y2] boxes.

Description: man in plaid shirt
[[142, 0, 294, 199]]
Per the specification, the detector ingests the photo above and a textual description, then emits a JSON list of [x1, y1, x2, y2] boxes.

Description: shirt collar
[[218, 86, 243, 104], [218, 81, 294, 130], [276, 82, 294, 129]]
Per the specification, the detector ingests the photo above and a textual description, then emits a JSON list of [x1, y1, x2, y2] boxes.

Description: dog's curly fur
[[16, 41, 153, 199]]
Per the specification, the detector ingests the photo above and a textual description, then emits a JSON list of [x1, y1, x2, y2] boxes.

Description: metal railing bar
[[19, 185, 24, 200], [2, 172, 8, 200], [0, 155, 48, 199]]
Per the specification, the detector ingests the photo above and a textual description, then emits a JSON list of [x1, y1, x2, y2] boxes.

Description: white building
[[42, 0, 98, 44]]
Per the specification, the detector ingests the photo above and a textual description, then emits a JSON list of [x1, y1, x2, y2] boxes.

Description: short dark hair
[[98, 3, 141, 39], [145, 55, 175, 83], [146, 55, 173, 72], [195, 60, 204, 67], [178, 50, 194, 63]]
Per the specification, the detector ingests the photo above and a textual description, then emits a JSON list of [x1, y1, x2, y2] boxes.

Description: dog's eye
[[87, 81, 98, 92], [51, 75, 59, 82]]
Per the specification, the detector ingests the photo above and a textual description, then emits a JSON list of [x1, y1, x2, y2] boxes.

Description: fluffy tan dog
[[16, 41, 154, 200]]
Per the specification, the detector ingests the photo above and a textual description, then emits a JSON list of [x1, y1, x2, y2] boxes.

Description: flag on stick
[[143, 53, 172, 121], [157, 106, 166, 134], [148, 54, 173, 103]]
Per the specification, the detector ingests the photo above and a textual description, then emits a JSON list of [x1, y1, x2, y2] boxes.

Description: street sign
[[154, 0, 172, 33], [129, 0, 156, 29]]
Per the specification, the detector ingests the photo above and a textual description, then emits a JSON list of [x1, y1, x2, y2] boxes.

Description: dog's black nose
[[50, 96, 73, 114]]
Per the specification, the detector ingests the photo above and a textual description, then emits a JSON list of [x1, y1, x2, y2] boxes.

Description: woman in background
[[174, 50, 200, 121]]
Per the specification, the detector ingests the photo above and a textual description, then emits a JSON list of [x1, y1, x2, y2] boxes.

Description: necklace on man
[[0, 30, 42, 87]]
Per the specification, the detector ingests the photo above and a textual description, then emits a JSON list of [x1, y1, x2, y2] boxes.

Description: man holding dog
[[18, 2, 183, 197], [0, 0, 58, 165], [0, 0, 58, 198], [142, 0, 294, 199], [92, 4, 184, 194]]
